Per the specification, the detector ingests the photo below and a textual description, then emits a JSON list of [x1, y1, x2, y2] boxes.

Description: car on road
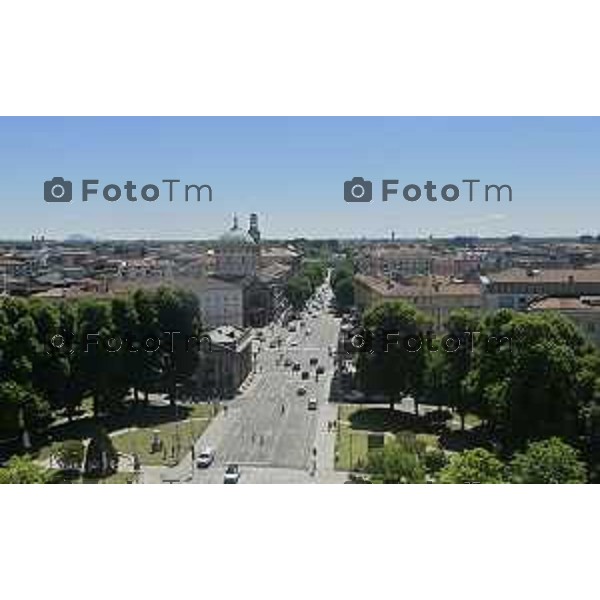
[[196, 448, 214, 468], [309, 357, 318, 366], [297, 386, 307, 396], [307, 397, 317, 410], [269, 340, 277, 348], [292, 362, 301, 371], [284, 357, 292, 367], [316, 365, 325, 375], [290, 340, 298, 347], [301, 370, 309, 380], [224, 464, 240, 484]]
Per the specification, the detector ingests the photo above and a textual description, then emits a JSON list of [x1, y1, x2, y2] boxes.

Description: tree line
[[354, 300, 600, 481], [363, 435, 587, 484], [0, 287, 202, 441], [284, 261, 327, 310], [331, 260, 354, 311]]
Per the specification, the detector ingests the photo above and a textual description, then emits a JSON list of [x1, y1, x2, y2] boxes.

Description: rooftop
[[354, 273, 481, 298], [205, 325, 253, 349], [486, 268, 600, 284], [529, 296, 600, 311]]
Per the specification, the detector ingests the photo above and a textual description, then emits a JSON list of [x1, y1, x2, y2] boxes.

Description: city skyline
[[1, 116, 599, 240]]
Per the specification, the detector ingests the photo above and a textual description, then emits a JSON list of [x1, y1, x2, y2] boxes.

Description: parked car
[[307, 397, 317, 410], [301, 370, 309, 380], [316, 365, 325, 375], [297, 386, 307, 396], [309, 357, 318, 366], [196, 447, 214, 468], [292, 362, 301, 371], [224, 464, 240, 484]]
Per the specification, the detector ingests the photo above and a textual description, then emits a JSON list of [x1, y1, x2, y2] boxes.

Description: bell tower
[[248, 213, 260, 244]]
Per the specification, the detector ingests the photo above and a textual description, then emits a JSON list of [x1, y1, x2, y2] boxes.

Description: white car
[[196, 447, 214, 468], [307, 397, 317, 410], [224, 464, 241, 484]]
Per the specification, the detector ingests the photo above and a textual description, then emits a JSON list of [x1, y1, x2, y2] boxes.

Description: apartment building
[[197, 325, 254, 398], [354, 273, 482, 331], [482, 268, 600, 310], [528, 296, 600, 346], [357, 245, 434, 280]]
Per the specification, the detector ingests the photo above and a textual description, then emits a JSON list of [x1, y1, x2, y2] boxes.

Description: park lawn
[[335, 404, 440, 471], [36, 402, 217, 467], [336, 404, 392, 471], [112, 417, 211, 466], [336, 421, 371, 471]]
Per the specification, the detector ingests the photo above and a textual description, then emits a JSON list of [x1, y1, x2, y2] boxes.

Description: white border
[[2, 2, 600, 599], [1, 1, 598, 116]]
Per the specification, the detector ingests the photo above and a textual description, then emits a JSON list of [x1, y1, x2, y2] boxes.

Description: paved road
[[159, 281, 346, 484]]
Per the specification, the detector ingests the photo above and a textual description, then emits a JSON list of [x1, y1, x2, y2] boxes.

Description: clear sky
[[0, 117, 597, 240]]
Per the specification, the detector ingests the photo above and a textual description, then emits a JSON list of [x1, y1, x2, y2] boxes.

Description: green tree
[[0, 381, 50, 441], [0, 456, 49, 484], [132, 288, 163, 405], [331, 259, 354, 288], [110, 296, 139, 402], [285, 275, 313, 310], [302, 261, 326, 288], [510, 437, 587, 484], [439, 448, 506, 483], [52, 440, 85, 472], [423, 448, 448, 476], [154, 287, 202, 403], [84, 428, 118, 477], [465, 310, 597, 451], [428, 310, 481, 430], [366, 435, 426, 483], [0, 297, 38, 385], [76, 299, 127, 417], [29, 300, 72, 415], [356, 301, 431, 414], [333, 275, 354, 311]]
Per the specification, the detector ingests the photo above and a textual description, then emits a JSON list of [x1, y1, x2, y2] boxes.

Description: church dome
[[219, 215, 256, 245]]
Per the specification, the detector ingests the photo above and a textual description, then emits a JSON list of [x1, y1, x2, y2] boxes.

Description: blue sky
[[0, 117, 597, 240]]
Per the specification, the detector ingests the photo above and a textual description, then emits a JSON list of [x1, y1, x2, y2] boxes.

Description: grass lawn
[[112, 417, 211, 466], [35, 401, 217, 468], [335, 404, 441, 471]]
